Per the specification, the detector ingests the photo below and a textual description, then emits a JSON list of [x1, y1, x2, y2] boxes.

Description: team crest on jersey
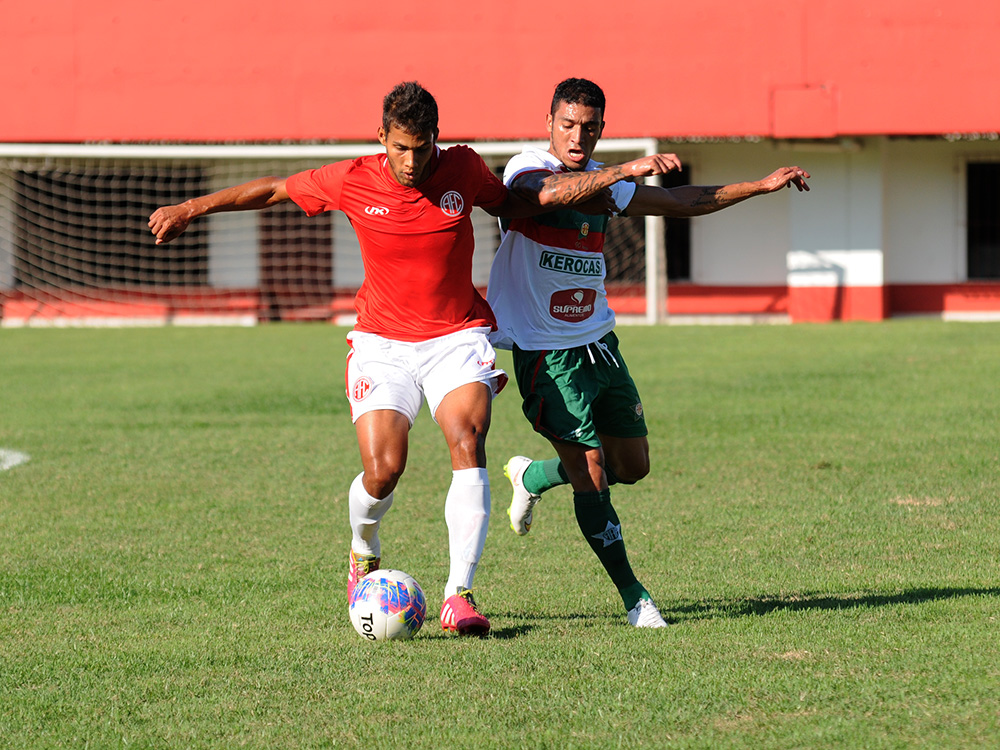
[[579, 222, 590, 238], [352, 376, 373, 401], [439, 190, 464, 217], [633, 402, 644, 421]]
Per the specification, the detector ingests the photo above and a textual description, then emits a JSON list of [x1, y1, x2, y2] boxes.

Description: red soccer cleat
[[440, 588, 490, 636], [347, 549, 380, 603]]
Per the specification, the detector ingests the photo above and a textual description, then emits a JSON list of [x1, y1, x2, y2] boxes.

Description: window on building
[[663, 168, 691, 281], [967, 162, 1000, 279]]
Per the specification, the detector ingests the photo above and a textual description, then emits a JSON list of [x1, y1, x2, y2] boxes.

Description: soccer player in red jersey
[[149, 82, 582, 636]]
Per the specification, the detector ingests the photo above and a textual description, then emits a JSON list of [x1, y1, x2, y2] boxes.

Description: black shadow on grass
[[664, 587, 1000, 621], [414, 624, 538, 640], [487, 624, 537, 640]]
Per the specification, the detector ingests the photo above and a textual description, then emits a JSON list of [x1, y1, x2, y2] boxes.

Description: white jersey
[[486, 146, 636, 351]]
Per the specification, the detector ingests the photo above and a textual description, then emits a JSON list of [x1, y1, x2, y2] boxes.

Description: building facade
[[1, 1, 998, 324]]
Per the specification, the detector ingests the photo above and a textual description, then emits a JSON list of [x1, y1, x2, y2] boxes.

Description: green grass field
[[2, 320, 999, 749]]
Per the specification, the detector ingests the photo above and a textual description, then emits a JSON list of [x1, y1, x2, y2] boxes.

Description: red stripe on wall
[[889, 283, 1000, 313], [5, 283, 999, 325], [668, 285, 789, 315], [788, 286, 888, 322], [605, 284, 789, 316]]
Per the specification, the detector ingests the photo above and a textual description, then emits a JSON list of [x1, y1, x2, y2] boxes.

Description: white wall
[[786, 142, 884, 289], [884, 138, 1000, 284], [672, 137, 1000, 290], [679, 142, 795, 285]]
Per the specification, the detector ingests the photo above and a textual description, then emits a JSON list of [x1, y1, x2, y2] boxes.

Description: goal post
[[0, 139, 666, 327]]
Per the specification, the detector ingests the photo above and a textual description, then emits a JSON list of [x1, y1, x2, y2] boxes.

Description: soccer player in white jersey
[[487, 77, 811, 628], [149, 82, 606, 637]]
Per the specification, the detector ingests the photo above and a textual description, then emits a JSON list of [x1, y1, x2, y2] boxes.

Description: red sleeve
[[469, 149, 507, 209], [286, 160, 353, 217]]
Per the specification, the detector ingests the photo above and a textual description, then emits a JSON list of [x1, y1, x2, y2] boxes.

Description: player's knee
[[364, 459, 405, 498], [447, 426, 488, 467], [607, 455, 650, 485]]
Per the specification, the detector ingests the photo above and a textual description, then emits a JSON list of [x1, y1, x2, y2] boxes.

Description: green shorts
[[512, 331, 647, 448]]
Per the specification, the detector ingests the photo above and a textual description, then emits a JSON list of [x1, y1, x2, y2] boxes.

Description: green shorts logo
[[539, 251, 603, 277]]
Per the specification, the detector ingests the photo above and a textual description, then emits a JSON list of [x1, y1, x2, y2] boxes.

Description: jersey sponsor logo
[[550, 288, 597, 322], [539, 250, 604, 277], [439, 190, 464, 217], [351, 376, 373, 401], [364, 206, 389, 216]]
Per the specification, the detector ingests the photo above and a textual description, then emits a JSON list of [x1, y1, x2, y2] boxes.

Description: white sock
[[443, 467, 490, 598], [349, 472, 393, 558]]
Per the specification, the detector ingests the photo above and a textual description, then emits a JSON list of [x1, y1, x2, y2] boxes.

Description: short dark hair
[[551, 78, 606, 117], [382, 81, 439, 136]]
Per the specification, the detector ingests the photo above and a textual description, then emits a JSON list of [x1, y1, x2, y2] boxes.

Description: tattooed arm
[[510, 152, 683, 208], [622, 166, 811, 218]]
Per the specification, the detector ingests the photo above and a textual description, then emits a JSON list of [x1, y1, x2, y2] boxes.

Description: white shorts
[[345, 327, 507, 425]]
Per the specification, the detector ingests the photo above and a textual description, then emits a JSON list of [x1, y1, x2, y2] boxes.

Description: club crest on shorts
[[352, 376, 373, 401], [439, 190, 464, 217]]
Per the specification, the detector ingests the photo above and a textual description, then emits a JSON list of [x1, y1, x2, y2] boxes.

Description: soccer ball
[[349, 569, 427, 641]]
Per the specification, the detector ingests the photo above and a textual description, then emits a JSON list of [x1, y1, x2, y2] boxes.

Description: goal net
[[0, 141, 664, 327]]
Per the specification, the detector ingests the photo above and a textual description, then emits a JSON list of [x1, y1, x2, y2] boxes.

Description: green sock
[[522, 458, 627, 495], [522, 458, 568, 495], [573, 489, 647, 611]]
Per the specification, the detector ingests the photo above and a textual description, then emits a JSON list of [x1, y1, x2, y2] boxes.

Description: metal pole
[[643, 139, 667, 323]]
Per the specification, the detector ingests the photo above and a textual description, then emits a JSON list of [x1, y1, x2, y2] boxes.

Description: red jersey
[[286, 145, 507, 341]]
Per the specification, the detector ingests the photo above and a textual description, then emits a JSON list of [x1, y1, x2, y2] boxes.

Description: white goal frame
[[0, 139, 666, 326]]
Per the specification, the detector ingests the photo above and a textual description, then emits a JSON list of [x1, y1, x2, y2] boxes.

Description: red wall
[[3, 0, 999, 142]]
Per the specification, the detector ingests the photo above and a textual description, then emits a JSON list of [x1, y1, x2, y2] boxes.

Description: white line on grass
[[0, 449, 31, 472]]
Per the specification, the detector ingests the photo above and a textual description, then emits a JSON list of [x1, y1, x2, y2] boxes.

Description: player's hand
[[148, 204, 195, 245], [759, 166, 811, 193], [624, 153, 683, 179], [574, 188, 617, 215]]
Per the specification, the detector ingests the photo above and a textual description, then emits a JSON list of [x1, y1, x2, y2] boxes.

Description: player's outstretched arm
[[624, 166, 810, 218], [510, 153, 683, 208], [148, 176, 291, 245], [484, 186, 619, 219]]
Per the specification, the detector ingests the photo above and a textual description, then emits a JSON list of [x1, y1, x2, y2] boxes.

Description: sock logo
[[591, 521, 623, 547]]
